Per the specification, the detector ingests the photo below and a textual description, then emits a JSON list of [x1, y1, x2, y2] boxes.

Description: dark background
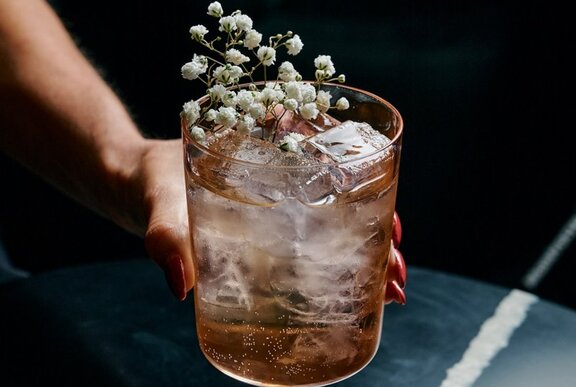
[[1, 0, 574, 308]]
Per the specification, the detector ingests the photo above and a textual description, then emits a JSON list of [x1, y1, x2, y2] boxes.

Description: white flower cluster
[[181, 1, 349, 149]]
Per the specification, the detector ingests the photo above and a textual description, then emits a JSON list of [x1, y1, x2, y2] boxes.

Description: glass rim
[[182, 82, 404, 170]]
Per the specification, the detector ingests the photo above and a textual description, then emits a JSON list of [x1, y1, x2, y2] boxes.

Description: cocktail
[[180, 3, 404, 386]]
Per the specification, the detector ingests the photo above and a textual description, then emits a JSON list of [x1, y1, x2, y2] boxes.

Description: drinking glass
[[182, 83, 403, 386]]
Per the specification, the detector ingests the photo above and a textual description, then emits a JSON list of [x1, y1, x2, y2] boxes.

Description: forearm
[[0, 0, 147, 234]]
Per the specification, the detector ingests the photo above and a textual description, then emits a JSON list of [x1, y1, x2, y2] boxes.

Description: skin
[[0, 0, 405, 303]]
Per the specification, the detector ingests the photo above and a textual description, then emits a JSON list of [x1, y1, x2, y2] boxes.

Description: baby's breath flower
[[190, 125, 206, 141], [279, 135, 301, 153], [285, 34, 303, 56], [182, 5, 350, 140], [219, 16, 237, 33], [213, 64, 243, 85], [257, 46, 276, 66], [225, 48, 250, 65], [237, 115, 256, 134], [259, 86, 283, 106], [314, 55, 336, 78], [234, 13, 253, 32], [182, 100, 201, 124], [337, 74, 346, 83], [214, 106, 238, 128], [207, 1, 223, 18], [208, 84, 227, 101], [278, 61, 300, 82], [299, 83, 317, 104], [284, 81, 303, 102], [336, 97, 350, 110], [236, 89, 255, 111], [181, 54, 208, 80], [315, 90, 332, 113], [243, 29, 262, 49], [279, 132, 306, 153], [189, 25, 209, 41], [300, 102, 319, 120], [204, 109, 218, 121], [248, 102, 266, 119], [283, 98, 298, 111], [222, 91, 238, 107], [314, 55, 335, 73]]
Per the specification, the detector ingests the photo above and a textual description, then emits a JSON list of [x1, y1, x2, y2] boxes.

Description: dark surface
[[0, 260, 575, 386], [1, 0, 574, 308]]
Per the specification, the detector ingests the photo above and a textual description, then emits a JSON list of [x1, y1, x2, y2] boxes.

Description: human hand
[[133, 139, 194, 301], [385, 211, 407, 304]]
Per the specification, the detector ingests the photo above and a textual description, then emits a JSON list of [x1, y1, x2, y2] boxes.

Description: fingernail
[[387, 281, 406, 305], [165, 255, 187, 301], [392, 211, 402, 247], [393, 248, 407, 288]]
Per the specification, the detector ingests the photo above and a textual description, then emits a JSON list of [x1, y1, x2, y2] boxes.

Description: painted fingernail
[[165, 255, 187, 301], [393, 248, 407, 288], [392, 211, 402, 247], [387, 281, 406, 305]]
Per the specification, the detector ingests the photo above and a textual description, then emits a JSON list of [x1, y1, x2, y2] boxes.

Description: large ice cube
[[303, 120, 391, 163], [300, 121, 397, 199]]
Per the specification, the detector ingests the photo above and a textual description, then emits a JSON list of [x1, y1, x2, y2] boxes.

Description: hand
[[385, 211, 407, 304], [133, 139, 194, 301]]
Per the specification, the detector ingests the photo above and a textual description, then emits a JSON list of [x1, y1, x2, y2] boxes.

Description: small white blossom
[[208, 84, 227, 101], [182, 100, 201, 124], [314, 55, 336, 78], [286, 132, 306, 142], [283, 98, 298, 111], [237, 115, 256, 134], [190, 125, 206, 141], [248, 102, 266, 119], [299, 83, 317, 103], [281, 135, 301, 153], [338, 74, 346, 83], [257, 46, 276, 66], [204, 109, 218, 121], [219, 16, 237, 33], [234, 13, 253, 32], [214, 106, 238, 128], [243, 29, 262, 49], [189, 25, 209, 41], [315, 90, 332, 113], [336, 97, 350, 110], [207, 1, 223, 18], [259, 86, 283, 106], [222, 91, 238, 107], [285, 34, 303, 56], [284, 81, 303, 102], [213, 64, 243, 84], [300, 102, 319, 120], [236, 89, 255, 111], [278, 61, 300, 82], [225, 48, 250, 65], [181, 54, 208, 80]]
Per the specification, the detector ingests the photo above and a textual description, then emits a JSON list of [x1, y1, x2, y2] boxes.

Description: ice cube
[[300, 121, 397, 199], [303, 120, 391, 163], [273, 108, 341, 143]]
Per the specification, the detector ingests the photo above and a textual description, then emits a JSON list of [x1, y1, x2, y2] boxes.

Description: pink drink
[[183, 84, 403, 386]]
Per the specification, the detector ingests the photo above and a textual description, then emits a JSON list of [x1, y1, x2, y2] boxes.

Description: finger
[[145, 217, 193, 301]]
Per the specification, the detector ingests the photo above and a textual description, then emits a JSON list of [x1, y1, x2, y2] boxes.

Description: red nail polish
[[393, 248, 407, 288], [386, 281, 406, 305], [165, 255, 187, 301]]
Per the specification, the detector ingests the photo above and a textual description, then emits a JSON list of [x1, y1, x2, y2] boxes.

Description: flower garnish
[[181, 1, 349, 149]]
